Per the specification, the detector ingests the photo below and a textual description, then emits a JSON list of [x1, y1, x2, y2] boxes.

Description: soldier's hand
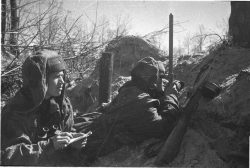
[[69, 137, 88, 150], [71, 132, 86, 138], [164, 80, 184, 96], [69, 132, 90, 149], [96, 102, 111, 112], [51, 132, 73, 150], [164, 82, 178, 96]]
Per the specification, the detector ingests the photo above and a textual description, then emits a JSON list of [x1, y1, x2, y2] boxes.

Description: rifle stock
[[155, 91, 202, 166], [155, 63, 212, 166]]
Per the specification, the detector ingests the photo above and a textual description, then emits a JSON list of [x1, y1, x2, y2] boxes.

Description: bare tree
[[191, 24, 206, 54], [114, 14, 130, 37], [1, 0, 132, 100], [1, 0, 7, 53], [183, 32, 191, 55], [9, 0, 19, 56], [174, 39, 184, 57]]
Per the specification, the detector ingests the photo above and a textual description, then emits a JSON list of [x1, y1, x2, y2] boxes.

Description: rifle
[[155, 60, 221, 165]]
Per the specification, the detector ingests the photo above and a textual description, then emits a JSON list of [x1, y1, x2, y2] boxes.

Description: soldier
[[1, 50, 88, 166], [82, 57, 184, 161]]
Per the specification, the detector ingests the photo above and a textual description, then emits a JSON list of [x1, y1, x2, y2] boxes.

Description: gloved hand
[[68, 132, 92, 150], [51, 132, 73, 150], [96, 102, 111, 113], [69, 137, 88, 150], [173, 80, 185, 92], [164, 80, 184, 96]]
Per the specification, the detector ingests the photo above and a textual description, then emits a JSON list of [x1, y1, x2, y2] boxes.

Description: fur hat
[[131, 57, 166, 92], [46, 52, 66, 74], [131, 57, 165, 83], [21, 50, 66, 111]]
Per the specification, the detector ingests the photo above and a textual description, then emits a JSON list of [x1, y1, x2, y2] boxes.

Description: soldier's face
[[45, 71, 64, 99], [156, 71, 167, 93]]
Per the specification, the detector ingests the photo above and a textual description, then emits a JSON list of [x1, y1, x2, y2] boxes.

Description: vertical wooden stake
[[169, 13, 174, 83], [99, 52, 113, 105]]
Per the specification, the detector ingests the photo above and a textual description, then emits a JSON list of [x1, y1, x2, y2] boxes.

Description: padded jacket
[[1, 51, 74, 166]]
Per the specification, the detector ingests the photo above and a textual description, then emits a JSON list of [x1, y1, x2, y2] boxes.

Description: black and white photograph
[[1, 0, 249, 167]]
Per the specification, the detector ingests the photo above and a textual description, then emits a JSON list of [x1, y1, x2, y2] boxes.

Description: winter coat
[[83, 80, 180, 161], [1, 51, 75, 166], [79, 57, 181, 161]]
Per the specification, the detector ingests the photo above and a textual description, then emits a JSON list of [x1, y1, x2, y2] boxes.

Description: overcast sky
[[62, 0, 231, 50]]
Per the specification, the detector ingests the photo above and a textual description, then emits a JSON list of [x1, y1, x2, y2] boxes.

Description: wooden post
[[169, 13, 174, 83], [98, 52, 113, 105]]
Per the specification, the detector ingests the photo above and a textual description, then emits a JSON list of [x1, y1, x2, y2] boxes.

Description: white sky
[[62, 0, 231, 50]]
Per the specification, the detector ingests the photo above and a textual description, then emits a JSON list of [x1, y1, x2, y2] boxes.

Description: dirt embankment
[[68, 35, 250, 167], [92, 45, 250, 167]]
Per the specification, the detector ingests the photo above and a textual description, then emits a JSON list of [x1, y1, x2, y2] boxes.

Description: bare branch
[[78, 2, 99, 54], [1, 0, 7, 53], [58, 15, 83, 52], [17, 0, 40, 10], [1, 65, 22, 77], [3, 30, 40, 72], [64, 41, 108, 61], [18, 0, 56, 32], [191, 33, 223, 42]]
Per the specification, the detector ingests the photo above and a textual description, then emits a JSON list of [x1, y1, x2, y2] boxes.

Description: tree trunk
[[10, 0, 19, 56], [229, 1, 250, 48], [1, 0, 7, 53]]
